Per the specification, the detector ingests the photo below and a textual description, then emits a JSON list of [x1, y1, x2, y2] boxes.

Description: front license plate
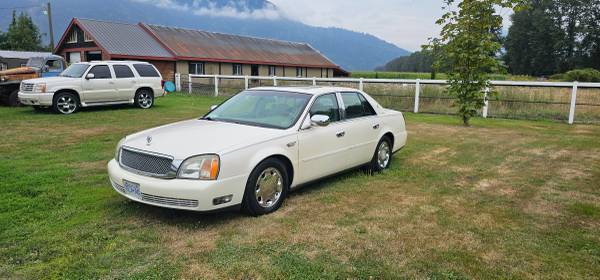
[[123, 180, 141, 199]]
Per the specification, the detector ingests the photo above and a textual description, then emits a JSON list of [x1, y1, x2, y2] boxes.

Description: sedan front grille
[[141, 193, 199, 208], [20, 82, 34, 92], [119, 147, 174, 177]]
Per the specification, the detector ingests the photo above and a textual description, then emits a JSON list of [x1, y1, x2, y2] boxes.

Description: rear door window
[[341, 92, 376, 119], [133, 64, 160, 77], [113, 65, 135, 78]]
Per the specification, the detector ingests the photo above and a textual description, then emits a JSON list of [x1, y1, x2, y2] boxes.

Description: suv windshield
[[26, 57, 45, 68], [203, 90, 311, 129], [59, 64, 90, 78]]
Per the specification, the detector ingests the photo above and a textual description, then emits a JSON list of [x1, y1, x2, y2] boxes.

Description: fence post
[[568, 81, 578, 124], [312, 77, 317, 86], [188, 75, 192, 94], [214, 76, 219, 97], [175, 73, 181, 91], [414, 79, 420, 113], [359, 78, 364, 91], [244, 76, 249, 89], [273, 76, 278, 86], [482, 87, 489, 118]]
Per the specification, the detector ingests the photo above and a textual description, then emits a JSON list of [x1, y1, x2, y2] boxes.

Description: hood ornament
[[146, 135, 152, 146]]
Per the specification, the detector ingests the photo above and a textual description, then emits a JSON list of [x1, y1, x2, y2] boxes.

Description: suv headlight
[[177, 154, 220, 180], [115, 138, 125, 161], [33, 83, 46, 93]]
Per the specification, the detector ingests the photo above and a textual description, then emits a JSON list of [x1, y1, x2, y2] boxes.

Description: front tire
[[135, 89, 154, 109], [242, 158, 289, 216], [370, 136, 392, 172], [53, 92, 79, 115]]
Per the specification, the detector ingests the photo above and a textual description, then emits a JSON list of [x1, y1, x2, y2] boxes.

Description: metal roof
[[143, 24, 339, 68], [76, 19, 174, 59], [0, 50, 52, 59]]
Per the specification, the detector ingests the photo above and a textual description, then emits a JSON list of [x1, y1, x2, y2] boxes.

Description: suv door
[[298, 93, 351, 183], [111, 64, 137, 101], [339, 92, 380, 166], [82, 65, 117, 103]]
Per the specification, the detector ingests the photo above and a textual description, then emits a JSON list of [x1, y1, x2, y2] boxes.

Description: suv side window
[[113, 65, 135, 78], [88, 65, 112, 79], [309, 93, 340, 122], [133, 64, 160, 77], [341, 92, 376, 119]]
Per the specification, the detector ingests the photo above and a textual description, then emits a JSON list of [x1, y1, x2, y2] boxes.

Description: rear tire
[[7, 89, 20, 107], [242, 158, 289, 216], [369, 136, 392, 172], [135, 89, 154, 109], [52, 92, 79, 115]]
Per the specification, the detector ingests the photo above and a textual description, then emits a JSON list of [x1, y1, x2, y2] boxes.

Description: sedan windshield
[[59, 64, 89, 78], [203, 90, 311, 129]]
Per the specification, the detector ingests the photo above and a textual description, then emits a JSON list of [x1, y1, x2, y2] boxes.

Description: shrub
[[561, 68, 600, 82]]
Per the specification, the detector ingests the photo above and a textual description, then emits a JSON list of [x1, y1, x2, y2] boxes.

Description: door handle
[[336, 131, 345, 138], [373, 124, 380, 129], [109, 81, 115, 84]]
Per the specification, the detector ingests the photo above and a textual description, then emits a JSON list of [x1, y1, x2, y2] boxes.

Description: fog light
[[213, 195, 233, 205]]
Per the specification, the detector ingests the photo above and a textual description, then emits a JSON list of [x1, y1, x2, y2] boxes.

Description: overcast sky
[[270, 0, 514, 51]]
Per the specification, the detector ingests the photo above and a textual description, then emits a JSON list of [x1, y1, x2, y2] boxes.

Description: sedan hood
[[122, 119, 290, 159]]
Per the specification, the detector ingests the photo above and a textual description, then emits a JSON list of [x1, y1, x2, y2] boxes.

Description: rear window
[[133, 64, 160, 77], [113, 65, 135, 78]]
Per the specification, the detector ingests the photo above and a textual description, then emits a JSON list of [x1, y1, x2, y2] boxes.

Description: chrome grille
[[20, 82, 34, 92], [119, 147, 174, 177], [110, 179, 126, 193], [141, 193, 199, 208]]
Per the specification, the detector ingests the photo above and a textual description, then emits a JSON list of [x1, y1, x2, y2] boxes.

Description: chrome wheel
[[56, 95, 77, 114], [377, 141, 391, 169], [138, 92, 153, 109], [255, 167, 283, 208]]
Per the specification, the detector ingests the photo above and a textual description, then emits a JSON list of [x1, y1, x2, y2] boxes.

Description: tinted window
[[88, 65, 112, 79], [341, 92, 375, 119], [133, 64, 160, 77], [113, 65, 135, 78], [309, 94, 340, 122]]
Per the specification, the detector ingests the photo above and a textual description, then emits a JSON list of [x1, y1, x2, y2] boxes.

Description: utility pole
[[46, 1, 54, 50]]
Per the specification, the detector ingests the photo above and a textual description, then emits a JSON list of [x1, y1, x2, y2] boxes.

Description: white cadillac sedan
[[107, 87, 407, 215]]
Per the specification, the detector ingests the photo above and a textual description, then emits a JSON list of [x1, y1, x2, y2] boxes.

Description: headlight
[[177, 154, 220, 180], [115, 138, 125, 161], [33, 83, 46, 93]]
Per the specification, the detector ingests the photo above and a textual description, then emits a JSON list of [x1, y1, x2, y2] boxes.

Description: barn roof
[[141, 24, 339, 68], [60, 18, 174, 60]]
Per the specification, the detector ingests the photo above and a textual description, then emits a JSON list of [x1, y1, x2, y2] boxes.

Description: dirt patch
[[475, 179, 516, 196]]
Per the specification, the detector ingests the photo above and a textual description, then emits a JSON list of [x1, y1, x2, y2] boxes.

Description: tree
[[0, 11, 47, 51], [431, 0, 524, 126]]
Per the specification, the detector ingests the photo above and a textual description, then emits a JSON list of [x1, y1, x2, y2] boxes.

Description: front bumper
[[18, 92, 54, 106], [107, 159, 247, 212]]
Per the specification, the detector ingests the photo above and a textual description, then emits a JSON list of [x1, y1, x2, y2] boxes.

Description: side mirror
[[85, 73, 95, 80], [210, 105, 218, 111], [310, 114, 330, 127]]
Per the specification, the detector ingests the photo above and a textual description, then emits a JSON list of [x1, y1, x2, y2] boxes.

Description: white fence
[[175, 74, 600, 124]]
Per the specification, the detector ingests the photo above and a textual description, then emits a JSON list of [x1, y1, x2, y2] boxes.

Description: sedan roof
[[250, 86, 361, 95]]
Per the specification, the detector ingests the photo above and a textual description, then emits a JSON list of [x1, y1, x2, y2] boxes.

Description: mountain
[[0, 0, 410, 71]]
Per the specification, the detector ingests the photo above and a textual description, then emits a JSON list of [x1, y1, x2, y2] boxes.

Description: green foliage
[[0, 11, 48, 51], [504, 0, 600, 76], [376, 50, 435, 73], [551, 68, 600, 82], [431, 0, 525, 125]]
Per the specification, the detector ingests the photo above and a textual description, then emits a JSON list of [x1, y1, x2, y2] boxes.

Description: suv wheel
[[53, 92, 78, 115], [135, 89, 154, 109], [242, 158, 289, 216]]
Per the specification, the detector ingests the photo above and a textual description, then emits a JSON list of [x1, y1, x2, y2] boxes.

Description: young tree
[[431, 0, 524, 126], [1, 11, 46, 51]]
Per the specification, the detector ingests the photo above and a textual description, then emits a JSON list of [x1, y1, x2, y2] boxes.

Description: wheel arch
[[253, 154, 295, 189], [382, 131, 395, 150], [53, 89, 81, 104], [136, 86, 154, 96]]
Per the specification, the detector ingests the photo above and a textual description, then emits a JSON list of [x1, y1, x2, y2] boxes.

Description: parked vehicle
[[0, 54, 67, 106], [108, 87, 408, 215], [18, 61, 164, 114]]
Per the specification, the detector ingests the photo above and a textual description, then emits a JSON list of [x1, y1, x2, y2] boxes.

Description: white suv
[[18, 61, 164, 114]]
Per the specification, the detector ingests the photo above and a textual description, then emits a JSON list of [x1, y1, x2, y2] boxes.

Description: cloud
[[133, 0, 282, 20]]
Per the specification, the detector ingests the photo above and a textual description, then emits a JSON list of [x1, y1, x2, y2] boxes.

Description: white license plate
[[123, 180, 141, 199]]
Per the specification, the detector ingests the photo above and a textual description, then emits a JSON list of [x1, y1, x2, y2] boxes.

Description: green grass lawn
[[1, 94, 600, 279]]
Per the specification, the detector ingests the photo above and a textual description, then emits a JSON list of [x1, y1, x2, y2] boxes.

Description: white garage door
[[68, 52, 81, 63]]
